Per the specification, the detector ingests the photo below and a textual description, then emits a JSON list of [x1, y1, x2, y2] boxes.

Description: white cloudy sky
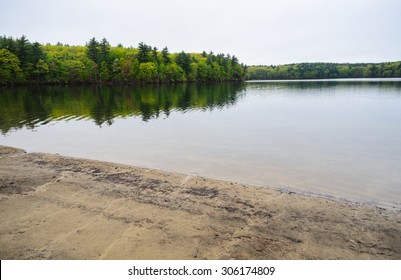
[[1, 0, 400, 65]]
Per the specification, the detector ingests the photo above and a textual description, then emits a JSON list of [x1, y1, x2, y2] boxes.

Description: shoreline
[[15, 148, 401, 211], [1, 145, 400, 259]]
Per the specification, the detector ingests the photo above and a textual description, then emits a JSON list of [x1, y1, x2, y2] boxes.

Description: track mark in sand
[[32, 181, 54, 194], [27, 217, 100, 259], [180, 175, 193, 186], [0, 205, 65, 227], [98, 226, 133, 259], [104, 198, 127, 213], [26, 199, 144, 258], [36, 209, 66, 225]]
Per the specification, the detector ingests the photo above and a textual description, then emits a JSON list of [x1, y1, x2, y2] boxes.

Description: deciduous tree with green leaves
[[0, 48, 24, 84]]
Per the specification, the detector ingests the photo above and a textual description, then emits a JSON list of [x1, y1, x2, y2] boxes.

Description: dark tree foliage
[[161, 47, 171, 63], [100, 38, 110, 64], [137, 42, 152, 63], [31, 42, 45, 64], [15, 35, 31, 69], [206, 52, 214, 64], [0, 35, 46, 81], [86, 37, 100, 64], [0, 35, 17, 53], [175, 51, 192, 74], [152, 47, 159, 64]]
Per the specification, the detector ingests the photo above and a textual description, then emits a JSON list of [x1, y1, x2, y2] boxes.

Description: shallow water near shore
[[1, 79, 401, 207]]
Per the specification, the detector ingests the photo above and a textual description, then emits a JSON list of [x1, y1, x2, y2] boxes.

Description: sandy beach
[[0, 145, 400, 259]]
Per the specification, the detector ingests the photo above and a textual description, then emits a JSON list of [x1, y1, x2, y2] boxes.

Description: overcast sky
[[1, 0, 400, 65]]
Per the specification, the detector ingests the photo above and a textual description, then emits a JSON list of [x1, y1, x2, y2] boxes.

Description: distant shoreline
[[247, 62, 401, 80], [1, 145, 400, 259], [246, 77, 401, 82]]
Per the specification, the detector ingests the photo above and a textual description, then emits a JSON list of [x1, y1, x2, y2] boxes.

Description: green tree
[[137, 42, 151, 63], [197, 60, 211, 81], [188, 62, 198, 81], [65, 60, 86, 82], [34, 59, 49, 81], [15, 35, 31, 66], [165, 63, 185, 82], [86, 37, 100, 64], [111, 58, 121, 81], [139, 62, 158, 82], [100, 38, 110, 64], [211, 62, 222, 81], [100, 61, 110, 81], [176, 51, 192, 75], [152, 47, 159, 64], [15, 35, 34, 77], [0, 49, 24, 83], [0, 36, 17, 53], [121, 58, 133, 81], [31, 42, 45, 64], [232, 64, 244, 80], [86, 37, 100, 82], [161, 47, 171, 64]]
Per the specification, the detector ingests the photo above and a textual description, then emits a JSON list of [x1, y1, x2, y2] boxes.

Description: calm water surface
[[1, 79, 401, 207]]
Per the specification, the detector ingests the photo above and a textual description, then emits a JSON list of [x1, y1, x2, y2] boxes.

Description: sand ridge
[[0, 145, 400, 259]]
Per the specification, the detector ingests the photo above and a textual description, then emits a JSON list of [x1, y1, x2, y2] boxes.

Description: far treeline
[[248, 62, 401, 80], [0, 35, 247, 85]]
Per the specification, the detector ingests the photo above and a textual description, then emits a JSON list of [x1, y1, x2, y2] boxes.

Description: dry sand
[[0, 145, 400, 259]]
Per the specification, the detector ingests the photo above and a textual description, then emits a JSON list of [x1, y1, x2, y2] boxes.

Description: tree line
[[0, 35, 247, 85], [247, 62, 401, 80]]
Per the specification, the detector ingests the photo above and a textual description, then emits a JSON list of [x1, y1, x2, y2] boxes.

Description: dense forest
[[0, 35, 247, 85], [248, 62, 401, 80]]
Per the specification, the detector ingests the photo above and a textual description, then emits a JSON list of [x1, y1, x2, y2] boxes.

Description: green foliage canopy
[[248, 62, 401, 80], [0, 35, 247, 85]]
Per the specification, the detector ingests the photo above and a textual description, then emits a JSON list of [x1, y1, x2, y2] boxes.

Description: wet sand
[[0, 145, 400, 259]]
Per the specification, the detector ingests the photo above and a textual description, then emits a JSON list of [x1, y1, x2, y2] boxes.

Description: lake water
[[1, 79, 401, 208]]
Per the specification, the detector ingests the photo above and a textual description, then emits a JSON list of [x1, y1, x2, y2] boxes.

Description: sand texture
[[0, 145, 400, 259]]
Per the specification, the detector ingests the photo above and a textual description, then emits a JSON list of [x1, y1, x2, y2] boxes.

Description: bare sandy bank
[[0, 145, 400, 259]]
